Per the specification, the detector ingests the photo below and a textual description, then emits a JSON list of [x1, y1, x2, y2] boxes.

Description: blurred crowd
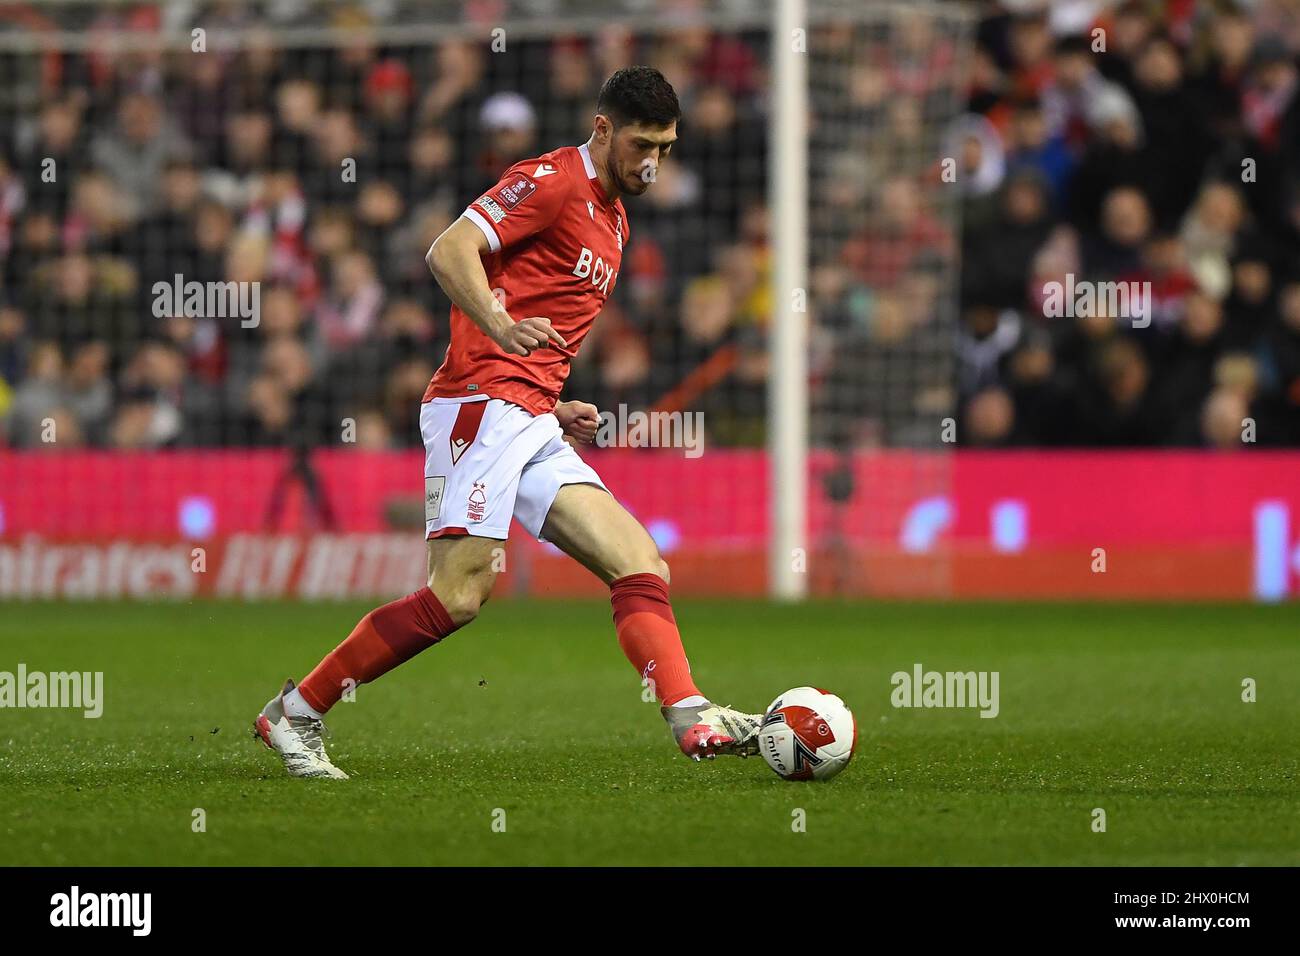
[[0, 0, 1297, 451], [951, 0, 1300, 447]]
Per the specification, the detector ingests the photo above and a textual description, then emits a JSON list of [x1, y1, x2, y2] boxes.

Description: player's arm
[[425, 220, 566, 357], [427, 162, 575, 357], [425, 218, 509, 342]]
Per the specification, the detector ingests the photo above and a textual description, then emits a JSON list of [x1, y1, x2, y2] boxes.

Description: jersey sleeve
[[460, 161, 571, 253]]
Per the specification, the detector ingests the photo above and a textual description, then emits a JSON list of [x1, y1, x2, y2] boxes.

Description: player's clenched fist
[[496, 316, 568, 356], [555, 400, 600, 445]]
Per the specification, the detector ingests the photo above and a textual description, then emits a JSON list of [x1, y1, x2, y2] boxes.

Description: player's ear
[[593, 113, 613, 145]]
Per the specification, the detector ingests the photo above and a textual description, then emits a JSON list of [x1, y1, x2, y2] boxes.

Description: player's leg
[[538, 482, 667, 583], [426, 533, 500, 623], [535, 482, 692, 701], [293, 534, 495, 715], [252, 537, 493, 779], [253, 397, 523, 779], [536, 481, 762, 759]]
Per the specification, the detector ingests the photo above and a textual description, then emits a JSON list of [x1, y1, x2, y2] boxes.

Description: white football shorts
[[419, 396, 609, 542]]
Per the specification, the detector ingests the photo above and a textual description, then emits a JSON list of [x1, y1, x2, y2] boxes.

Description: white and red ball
[[758, 687, 856, 781]]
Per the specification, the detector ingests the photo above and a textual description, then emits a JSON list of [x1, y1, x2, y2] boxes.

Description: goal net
[[803, 0, 973, 598]]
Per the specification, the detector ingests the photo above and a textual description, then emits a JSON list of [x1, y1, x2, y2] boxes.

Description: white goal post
[[769, 0, 810, 601]]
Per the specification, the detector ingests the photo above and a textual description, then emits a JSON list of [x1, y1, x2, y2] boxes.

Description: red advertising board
[[0, 449, 1296, 600]]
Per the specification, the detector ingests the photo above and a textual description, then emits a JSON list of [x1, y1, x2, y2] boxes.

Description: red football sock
[[610, 572, 701, 706], [298, 587, 459, 714]]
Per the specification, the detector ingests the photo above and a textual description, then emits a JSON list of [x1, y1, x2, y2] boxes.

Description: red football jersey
[[424, 143, 629, 415]]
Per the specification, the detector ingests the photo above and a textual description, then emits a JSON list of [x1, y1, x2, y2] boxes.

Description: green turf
[[0, 599, 1297, 866]]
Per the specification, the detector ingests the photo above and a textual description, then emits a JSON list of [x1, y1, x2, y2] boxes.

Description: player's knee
[[436, 583, 485, 627], [427, 571, 493, 627], [615, 551, 669, 585], [637, 542, 670, 584]]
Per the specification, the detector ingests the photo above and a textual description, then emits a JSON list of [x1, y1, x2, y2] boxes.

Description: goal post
[[769, 0, 809, 601]]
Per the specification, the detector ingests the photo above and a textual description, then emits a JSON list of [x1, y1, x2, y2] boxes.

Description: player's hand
[[555, 400, 600, 445], [497, 316, 567, 356]]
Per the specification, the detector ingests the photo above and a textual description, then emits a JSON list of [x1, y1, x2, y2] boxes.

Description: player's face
[[608, 121, 677, 196]]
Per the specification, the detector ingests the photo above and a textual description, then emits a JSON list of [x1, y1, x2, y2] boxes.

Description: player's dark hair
[[596, 66, 681, 129]]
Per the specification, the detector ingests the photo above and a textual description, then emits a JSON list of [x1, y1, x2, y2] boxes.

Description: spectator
[[944, 113, 1007, 233], [363, 59, 416, 180], [1126, 32, 1209, 227], [1041, 34, 1135, 148], [8, 342, 66, 445], [1002, 95, 1074, 206], [964, 169, 1054, 309], [1084, 185, 1152, 276], [1072, 336, 1164, 445], [1067, 86, 1146, 231], [471, 92, 538, 197], [315, 249, 384, 352], [90, 91, 193, 220], [15, 98, 86, 216], [63, 339, 113, 441], [842, 175, 953, 289], [0, 305, 27, 392]]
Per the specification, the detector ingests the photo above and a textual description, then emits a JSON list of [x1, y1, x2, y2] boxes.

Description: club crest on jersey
[[497, 175, 537, 210], [615, 212, 623, 250], [467, 481, 488, 522]]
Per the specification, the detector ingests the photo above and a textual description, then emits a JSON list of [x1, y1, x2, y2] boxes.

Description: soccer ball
[[758, 687, 856, 781]]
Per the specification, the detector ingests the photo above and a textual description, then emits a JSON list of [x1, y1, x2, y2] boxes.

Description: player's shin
[[609, 571, 701, 705], [292, 586, 460, 716]]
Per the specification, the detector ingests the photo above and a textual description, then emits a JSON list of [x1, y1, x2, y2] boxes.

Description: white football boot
[[253, 679, 349, 779], [661, 701, 763, 760]]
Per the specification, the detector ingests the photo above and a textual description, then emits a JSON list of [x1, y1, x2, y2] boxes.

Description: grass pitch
[[0, 599, 1297, 866]]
